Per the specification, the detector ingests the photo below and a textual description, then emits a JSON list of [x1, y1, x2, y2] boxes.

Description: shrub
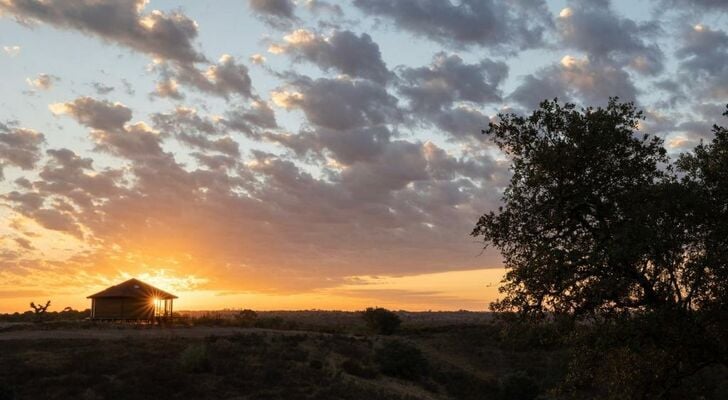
[[235, 309, 258, 326], [361, 307, 401, 335], [309, 359, 324, 370], [500, 371, 539, 400], [179, 343, 209, 373], [254, 316, 297, 330], [341, 359, 377, 379], [375, 340, 428, 380], [0, 384, 15, 400]]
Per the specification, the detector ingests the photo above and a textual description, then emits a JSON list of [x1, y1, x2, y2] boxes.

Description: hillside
[[0, 313, 564, 400]]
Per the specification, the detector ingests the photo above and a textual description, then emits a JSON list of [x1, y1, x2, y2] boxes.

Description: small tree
[[235, 309, 258, 326], [29, 300, 50, 322], [361, 307, 401, 335]]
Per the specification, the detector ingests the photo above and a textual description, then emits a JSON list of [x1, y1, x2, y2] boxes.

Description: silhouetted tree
[[361, 307, 401, 335], [473, 99, 728, 397], [29, 300, 50, 315], [235, 309, 258, 326]]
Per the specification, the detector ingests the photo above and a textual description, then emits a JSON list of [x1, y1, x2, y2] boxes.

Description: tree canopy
[[473, 98, 728, 318]]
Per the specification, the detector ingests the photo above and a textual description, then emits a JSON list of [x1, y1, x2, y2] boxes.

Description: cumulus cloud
[[509, 55, 637, 109], [171, 54, 254, 99], [352, 0, 551, 51], [303, 0, 343, 16], [50, 97, 133, 131], [0, 0, 205, 64], [250, 53, 266, 64], [397, 52, 507, 114], [274, 76, 400, 131], [222, 100, 278, 137], [271, 29, 391, 83], [248, 0, 296, 27], [150, 106, 239, 156], [676, 24, 728, 100], [0, 123, 45, 178], [651, 0, 728, 12], [557, 2, 664, 75], [152, 79, 184, 100], [26, 73, 59, 90]]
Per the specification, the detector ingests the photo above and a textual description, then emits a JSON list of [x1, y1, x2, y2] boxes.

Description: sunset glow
[[0, 0, 725, 313]]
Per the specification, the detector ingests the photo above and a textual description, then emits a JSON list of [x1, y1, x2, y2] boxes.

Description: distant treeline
[[0, 308, 90, 322]]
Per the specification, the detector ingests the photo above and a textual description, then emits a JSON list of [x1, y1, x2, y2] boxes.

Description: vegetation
[[473, 98, 728, 398], [29, 301, 51, 316], [0, 318, 571, 400], [374, 339, 428, 380], [361, 307, 401, 335], [0, 307, 89, 323]]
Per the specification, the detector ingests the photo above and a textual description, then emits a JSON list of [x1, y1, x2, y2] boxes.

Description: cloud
[[2, 45, 20, 57], [0, 0, 205, 64], [26, 73, 59, 90], [303, 0, 343, 16], [248, 0, 296, 27], [557, 2, 664, 75], [271, 29, 391, 83], [275, 76, 400, 131], [352, 0, 551, 51], [675, 24, 728, 100], [171, 54, 254, 99], [397, 52, 507, 114], [0, 123, 45, 178], [50, 97, 133, 131], [651, 0, 728, 12], [150, 106, 240, 156], [91, 82, 115, 95], [509, 55, 637, 109], [250, 53, 266, 64], [391, 53, 505, 143], [91, 121, 164, 160], [221, 100, 278, 137], [152, 79, 184, 100]]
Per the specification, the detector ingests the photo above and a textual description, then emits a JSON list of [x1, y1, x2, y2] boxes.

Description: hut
[[87, 278, 177, 321]]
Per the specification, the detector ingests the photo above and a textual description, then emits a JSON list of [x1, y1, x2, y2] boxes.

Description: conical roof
[[87, 278, 177, 299]]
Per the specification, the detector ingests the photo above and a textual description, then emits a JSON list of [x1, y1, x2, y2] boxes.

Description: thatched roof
[[87, 278, 177, 299]]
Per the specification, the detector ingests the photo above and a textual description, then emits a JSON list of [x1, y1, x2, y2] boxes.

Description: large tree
[[473, 99, 728, 397], [473, 99, 728, 318]]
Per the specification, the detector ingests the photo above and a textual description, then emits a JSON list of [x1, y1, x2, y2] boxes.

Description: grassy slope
[[0, 322, 567, 400]]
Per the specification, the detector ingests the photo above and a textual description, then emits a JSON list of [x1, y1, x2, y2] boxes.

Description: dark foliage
[[473, 99, 728, 398], [375, 340, 429, 380], [235, 309, 258, 326], [361, 307, 402, 335], [0, 307, 90, 323], [500, 371, 539, 400], [341, 359, 378, 379]]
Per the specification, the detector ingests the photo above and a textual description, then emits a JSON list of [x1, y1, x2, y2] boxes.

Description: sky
[[0, 0, 726, 313]]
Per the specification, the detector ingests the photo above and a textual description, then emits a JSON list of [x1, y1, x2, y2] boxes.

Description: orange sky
[[0, 268, 505, 313]]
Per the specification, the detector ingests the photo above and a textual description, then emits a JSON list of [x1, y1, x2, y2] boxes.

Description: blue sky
[[0, 0, 726, 311]]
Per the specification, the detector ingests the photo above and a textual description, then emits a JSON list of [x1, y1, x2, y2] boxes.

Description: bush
[[0, 384, 15, 400], [235, 309, 258, 326], [179, 343, 209, 373], [361, 307, 401, 335], [500, 371, 539, 400], [375, 340, 428, 380], [341, 359, 377, 379]]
